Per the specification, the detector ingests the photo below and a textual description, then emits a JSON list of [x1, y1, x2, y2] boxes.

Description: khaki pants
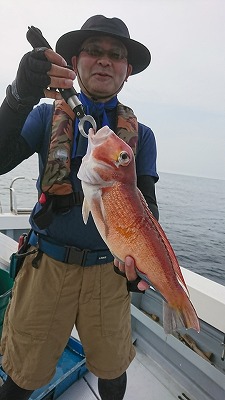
[[0, 249, 135, 390]]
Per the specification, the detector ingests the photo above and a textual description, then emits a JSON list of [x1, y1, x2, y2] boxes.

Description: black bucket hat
[[56, 15, 151, 75]]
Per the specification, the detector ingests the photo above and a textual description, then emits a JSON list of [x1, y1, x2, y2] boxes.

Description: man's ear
[[125, 64, 133, 81], [71, 56, 78, 73]]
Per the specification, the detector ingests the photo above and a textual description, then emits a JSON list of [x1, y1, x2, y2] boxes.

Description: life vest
[[41, 100, 75, 196], [34, 99, 138, 229]]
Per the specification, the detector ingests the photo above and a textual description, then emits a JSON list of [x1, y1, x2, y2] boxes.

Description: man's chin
[[85, 87, 115, 101]]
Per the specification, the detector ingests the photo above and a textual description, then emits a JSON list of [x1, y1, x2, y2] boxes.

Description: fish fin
[[163, 300, 200, 334], [92, 194, 110, 238], [163, 301, 185, 334], [176, 275, 189, 297], [82, 198, 90, 224], [82, 192, 110, 239], [138, 189, 189, 294]]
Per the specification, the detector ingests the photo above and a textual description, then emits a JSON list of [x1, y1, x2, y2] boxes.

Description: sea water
[[156, 172, 225, 286], [0, 154, 224, 286]]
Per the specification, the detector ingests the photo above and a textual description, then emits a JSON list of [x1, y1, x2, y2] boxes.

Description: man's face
[[72, 36, 132, 100]]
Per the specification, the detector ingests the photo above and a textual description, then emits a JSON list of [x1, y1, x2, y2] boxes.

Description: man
[[0, 15, 159, 400]]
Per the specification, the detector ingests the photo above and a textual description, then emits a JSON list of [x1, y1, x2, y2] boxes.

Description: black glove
[[6, 48, 51, 112], [113, 264, 146, 294]]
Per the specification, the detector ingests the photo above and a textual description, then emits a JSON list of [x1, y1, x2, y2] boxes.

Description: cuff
[[6, 84, 39, 113]]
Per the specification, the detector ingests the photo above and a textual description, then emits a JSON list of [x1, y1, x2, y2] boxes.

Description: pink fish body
[[77, 126, 200, 334]]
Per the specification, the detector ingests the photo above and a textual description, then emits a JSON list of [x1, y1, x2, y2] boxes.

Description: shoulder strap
[[41, 100, 74, 195], [117, 103, 138, 156]]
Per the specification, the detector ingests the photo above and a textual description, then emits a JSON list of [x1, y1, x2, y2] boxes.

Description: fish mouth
[[89, 126, 112, 146]]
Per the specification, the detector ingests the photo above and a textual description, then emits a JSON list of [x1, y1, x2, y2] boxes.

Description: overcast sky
[[1, 0, 225, 180]]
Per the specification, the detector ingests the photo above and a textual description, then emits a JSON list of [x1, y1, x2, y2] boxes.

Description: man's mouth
[[92, 72, 112, 78]]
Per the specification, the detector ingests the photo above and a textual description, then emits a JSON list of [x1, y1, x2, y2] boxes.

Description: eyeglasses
[[79, 45, 127, 61]]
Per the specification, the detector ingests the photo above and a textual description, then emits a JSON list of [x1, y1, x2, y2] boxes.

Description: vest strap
[[33, 192, 84, 229], [41, 100, 75, 195]]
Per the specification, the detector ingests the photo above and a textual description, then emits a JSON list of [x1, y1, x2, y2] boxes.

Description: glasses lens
[[81, 45, 127, 61], [108, 49, 126, 60]]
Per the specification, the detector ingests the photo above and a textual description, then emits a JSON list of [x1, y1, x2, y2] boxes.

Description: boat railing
[[9, 176, 36, 215]]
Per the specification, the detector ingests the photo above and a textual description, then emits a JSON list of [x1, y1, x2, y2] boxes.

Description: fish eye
[[118, 151, 131, 166]]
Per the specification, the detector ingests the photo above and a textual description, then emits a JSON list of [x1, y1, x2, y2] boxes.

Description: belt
[[29, 231, 113, 267]]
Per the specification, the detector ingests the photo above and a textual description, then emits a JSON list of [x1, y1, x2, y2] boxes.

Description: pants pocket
[[8, 252, 68, 340], [100, 264, 131, 337]]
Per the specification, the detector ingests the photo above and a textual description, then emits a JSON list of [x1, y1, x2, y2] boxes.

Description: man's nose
[[97, 54, 112, 66]]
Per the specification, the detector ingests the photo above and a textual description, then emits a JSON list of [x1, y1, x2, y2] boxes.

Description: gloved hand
[[7, 48, 51, 110], [6, 48, 76, 112], [114, 256, 150, 293]]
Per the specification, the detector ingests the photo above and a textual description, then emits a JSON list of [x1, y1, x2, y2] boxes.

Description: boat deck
[[58, 345, 176, 400], [56, 325, 195, 400]]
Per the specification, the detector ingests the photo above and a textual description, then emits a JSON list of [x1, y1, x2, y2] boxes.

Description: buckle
[[65, 246, 90, 266]]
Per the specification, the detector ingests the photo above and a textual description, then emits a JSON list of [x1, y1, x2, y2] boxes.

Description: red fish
[[77, 126, 200, 334]]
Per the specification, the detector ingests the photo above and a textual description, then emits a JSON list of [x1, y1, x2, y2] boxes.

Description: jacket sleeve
[[0, 99, 34, 174], [137, 175, 159, 221], [136, 123, 159, 220]]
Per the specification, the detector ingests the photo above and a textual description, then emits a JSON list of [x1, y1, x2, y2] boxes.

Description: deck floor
[[58, 346, 176, 400]]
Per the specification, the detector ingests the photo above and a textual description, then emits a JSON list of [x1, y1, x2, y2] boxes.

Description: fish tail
[[163, 299, 200, 334]]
